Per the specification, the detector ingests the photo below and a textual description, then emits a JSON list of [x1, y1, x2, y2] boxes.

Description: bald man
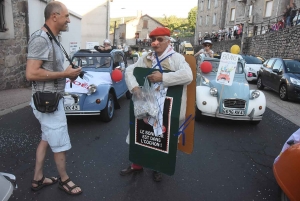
[[26, 1, 82, 195]]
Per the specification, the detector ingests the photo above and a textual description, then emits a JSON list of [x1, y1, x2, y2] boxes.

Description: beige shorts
[[31, 98, 71, 153]]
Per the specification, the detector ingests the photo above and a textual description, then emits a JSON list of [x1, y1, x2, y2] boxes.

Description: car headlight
[[251, 90, 260, 99], [248, 67, 254, 72], [209, 87, 218, 96], [87, 84, 97, 95], [290, 77, 300, 86]]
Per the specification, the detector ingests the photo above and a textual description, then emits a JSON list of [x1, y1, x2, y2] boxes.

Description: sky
[[110, 0, 198, 18]]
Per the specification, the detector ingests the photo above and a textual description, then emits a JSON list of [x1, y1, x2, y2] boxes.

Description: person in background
[[194, 40, 214, 58], [290, 3, 298, 26], [94, 39, 112, 53], [284, 5, 292, 28]]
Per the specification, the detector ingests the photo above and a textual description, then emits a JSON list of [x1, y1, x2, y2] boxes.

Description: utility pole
[[113, 21, 116, 47], [240, 0, 252, 54]]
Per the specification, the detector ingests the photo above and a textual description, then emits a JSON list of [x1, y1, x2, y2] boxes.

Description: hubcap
[[280, 86, 286, 98], [107, 97, 114, 118]]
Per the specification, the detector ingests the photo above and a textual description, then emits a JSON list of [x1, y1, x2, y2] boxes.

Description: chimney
[[137, 10, 142, 18]]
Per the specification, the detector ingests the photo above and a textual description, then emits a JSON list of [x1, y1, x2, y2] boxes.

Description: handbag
[[32, 91, 62, 113], [32, 31, 62, 113]]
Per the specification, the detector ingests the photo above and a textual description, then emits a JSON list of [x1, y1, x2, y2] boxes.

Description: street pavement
[[0, 94, 298, 201]]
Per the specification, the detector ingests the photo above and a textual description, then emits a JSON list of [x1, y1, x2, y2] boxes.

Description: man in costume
[[120, 27, 193, 181]]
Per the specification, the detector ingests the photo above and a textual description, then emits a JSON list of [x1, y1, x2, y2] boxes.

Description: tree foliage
[[188, 6, 197, 32]]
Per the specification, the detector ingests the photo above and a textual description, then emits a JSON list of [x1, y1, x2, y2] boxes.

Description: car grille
[[223, 99, 246, 109]]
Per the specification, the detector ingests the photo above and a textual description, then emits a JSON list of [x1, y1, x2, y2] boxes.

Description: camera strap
[[44, 24, 72, 65]]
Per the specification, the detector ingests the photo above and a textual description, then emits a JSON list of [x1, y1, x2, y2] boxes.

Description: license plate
[[223, 108, 244, 116], [64, 105, 80, 111]]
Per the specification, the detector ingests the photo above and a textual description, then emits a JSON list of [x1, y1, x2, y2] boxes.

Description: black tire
[[250, 120, 260, 125], [195, 107, 202, 121], [125, 90, 132, 99], [257, 76, 264, 90], [280, 188, 290, 201], [100, 93, 114, 122], [279, 84, 288, 101]]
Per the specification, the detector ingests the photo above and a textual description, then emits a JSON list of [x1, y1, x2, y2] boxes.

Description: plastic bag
[[132, 78, 158, 119]]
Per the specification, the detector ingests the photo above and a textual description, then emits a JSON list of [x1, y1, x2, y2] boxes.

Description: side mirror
[[273, 69, 279, 74]]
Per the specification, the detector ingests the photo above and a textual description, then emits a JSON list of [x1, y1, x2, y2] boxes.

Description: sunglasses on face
[[203, 44, 211, 47], [151, 37, 165, 43]]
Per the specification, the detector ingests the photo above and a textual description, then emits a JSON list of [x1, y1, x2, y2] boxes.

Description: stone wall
[[0, 0, 29, 90], [195, 25, 300, 60]]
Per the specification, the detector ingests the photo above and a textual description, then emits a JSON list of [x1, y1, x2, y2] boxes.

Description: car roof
[[73, 49, 124, 57]]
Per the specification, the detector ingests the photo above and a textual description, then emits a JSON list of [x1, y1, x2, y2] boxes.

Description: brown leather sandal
[[58, 178, 82, 195], [31, 176, 58, 191]]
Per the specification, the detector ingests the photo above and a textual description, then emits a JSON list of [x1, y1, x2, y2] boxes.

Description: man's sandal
[[31, 176, 58, 191], [58, 178, 82, 195]]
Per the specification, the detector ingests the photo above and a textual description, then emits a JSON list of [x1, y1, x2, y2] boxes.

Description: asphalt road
[[0, 95, 299, 201]]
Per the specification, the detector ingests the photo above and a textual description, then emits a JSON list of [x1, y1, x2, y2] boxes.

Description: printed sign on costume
[[129, 68, 183, 176], [215, 52, 239, 86], [135, 97, 173, 154]]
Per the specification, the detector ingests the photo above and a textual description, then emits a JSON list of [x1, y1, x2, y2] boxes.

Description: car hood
[[205, 73, 250, 100], [65, 71, 112, 94], [287, 73, 300, 79], [245, 64, 262, 71]]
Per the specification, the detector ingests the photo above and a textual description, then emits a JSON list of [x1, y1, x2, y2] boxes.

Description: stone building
[[194, 0, 300, 43], [112, 12, 165, 46], [194, 0, 227, 42]]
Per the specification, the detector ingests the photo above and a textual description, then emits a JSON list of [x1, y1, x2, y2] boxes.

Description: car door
[[112, 55, 127, 98], [262, 58, 276, 87], [270, 59, 283, 91]]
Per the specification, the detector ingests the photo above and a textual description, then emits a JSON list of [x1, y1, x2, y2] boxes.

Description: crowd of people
[[199, 3, 300, 43]]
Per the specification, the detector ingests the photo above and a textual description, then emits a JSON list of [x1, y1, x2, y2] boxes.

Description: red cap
[[149, 27, 171, 37]]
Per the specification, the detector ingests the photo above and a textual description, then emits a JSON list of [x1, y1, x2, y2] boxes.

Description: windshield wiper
[[96, 62, 109, 68]]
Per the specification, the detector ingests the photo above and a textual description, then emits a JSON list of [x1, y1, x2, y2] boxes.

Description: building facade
[[195, 0, 300, 43], [113, 13, 165, 46], [0, 0, 81, 90]]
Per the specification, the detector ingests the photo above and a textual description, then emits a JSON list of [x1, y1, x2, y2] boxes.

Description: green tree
[[188, 6, 197, 32]]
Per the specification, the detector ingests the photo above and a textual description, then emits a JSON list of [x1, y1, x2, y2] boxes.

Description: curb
[[0, 102, 30, 117]]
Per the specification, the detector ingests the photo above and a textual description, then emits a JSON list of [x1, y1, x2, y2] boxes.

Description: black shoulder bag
[[32, 29, 62, 113]]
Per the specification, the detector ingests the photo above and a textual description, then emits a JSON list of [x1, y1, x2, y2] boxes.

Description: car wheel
[[250, 120, 260, 125], [125, 90, 132, 99], [257, 77, 264, 90], [100, 93, 114, 122], [195, 107, 202, 121], [279, 84, 288, 101], [279, 187, 290, 201]]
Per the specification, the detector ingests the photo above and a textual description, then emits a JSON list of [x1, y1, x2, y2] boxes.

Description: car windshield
[[241, 55, 263, 64], [72, 56, 112, 68], [284, 60, 300, 73], [186, 47, 193, 51], [204, 60, 244, 74]]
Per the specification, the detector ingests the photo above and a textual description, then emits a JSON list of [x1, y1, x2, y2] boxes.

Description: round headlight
[[251, 90, 260, 99], [88, 84, 97, 94], [210, 87, 218, 96]]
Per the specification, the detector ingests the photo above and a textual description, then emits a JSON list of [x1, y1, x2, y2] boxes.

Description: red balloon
[[200, 61, 212, 74], [111, 69, 123, 82]]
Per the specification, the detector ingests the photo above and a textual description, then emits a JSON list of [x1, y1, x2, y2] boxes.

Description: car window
[[241, 55, 262, 64], [284, 60, 300, 73], [185, 47, 194, 51], [72, 56, 111, 68], [272, 59, 283, 71], [266, 58, 276, 68], [204, 60, 243, 74]]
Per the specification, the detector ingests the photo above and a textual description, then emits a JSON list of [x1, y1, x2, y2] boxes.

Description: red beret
[[149, 27, 171, 37]]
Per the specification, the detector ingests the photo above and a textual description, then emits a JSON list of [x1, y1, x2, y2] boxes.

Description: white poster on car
[[215, 52, 239, 86]]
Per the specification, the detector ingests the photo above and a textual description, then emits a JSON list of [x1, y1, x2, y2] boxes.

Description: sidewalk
[[0, 86, 299, 127], [0, 87, 32, 116]]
